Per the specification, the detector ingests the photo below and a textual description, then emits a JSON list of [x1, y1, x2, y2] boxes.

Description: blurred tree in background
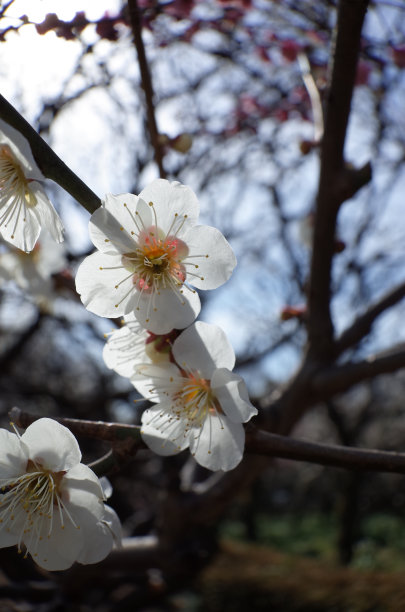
[[2, 0, 405, 609]]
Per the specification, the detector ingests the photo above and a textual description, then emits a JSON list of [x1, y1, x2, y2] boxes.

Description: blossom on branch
[[0, 417, 121, 571], [0, 120, 64, 252], [135, 321, 257, 471], [75, 179, 236, 333]]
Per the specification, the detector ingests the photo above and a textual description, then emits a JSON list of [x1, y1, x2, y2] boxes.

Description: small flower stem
[[0, 94, 101, 214]]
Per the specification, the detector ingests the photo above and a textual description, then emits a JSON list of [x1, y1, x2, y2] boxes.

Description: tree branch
[[245, 426, 405, 474], [127, 0, 166, 178], [307, 0, 371, 360], [66, 536, 161, 574], [313, 346, 405, 396], [0, 94, 101, 214], [8, 407, 142, 444], [335, 281, 405, 356]]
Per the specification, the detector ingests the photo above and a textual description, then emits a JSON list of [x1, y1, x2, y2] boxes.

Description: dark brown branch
[[65, 536, 161, 575], [307, 0, 371, 360], [335, 281, 405, 356], [313, 346, 405, 396], [0, 94, 101, 214], [245, 426, 405, 474], [127, 0, 166, 178], [8, 407, 142, 443]]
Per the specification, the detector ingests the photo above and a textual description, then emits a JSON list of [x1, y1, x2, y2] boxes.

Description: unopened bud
[[280, 304, 307, 321], [169, 133, 192, 154]]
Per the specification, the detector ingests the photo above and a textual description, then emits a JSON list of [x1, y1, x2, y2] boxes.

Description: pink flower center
[[122, 225, 189, 294]]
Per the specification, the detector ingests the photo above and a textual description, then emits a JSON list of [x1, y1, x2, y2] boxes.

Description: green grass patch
[[220, 512, 405, 569]]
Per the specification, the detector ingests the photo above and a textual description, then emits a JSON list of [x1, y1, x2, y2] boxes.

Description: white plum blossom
[[0, 119, 64, 252], [0, 417, 121, 571], [0, 232, 67, 308], [75, 179, 236, 333], [135, 321, 257, 472]]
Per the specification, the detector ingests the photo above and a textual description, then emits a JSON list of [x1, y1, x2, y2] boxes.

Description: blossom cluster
[[89, 179, 258, 472], [105, 318, 257, 471], [0, 121, 258, 571]]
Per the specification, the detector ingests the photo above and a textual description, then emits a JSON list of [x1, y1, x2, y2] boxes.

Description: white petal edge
[[183, 224, 236, 290], [138, 179, 199, 233], [75, 251, 137, 318]]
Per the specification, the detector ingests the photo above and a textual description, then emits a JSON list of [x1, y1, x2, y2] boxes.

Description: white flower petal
[[0, 429, 28, 477], [211, 368, 258, 423], [103, 324, 149, 379], [135, 285, 201, 333], [189, 415, 245, 472], [0, 200, 41, 253], [21, 418, 81, 471], [183, 224, 236, 290], [139, 179, 199, 233], [30, 183, 64, 244], [141, 402, 190, 455], [0, 513, 20, 548], [75, 251, 137, 318], [103, 504, 122, 546], [133, 196, 154, 229], [172, 321, 235, 376], [104, 192, 143, 231], [133, 362, 182, 401], [89, 201, 139, 254], [62, 463, 104, 515], [76, 504, 121, 565], [27, 507, 85, 571]]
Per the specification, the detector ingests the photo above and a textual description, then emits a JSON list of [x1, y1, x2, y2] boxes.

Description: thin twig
[[335, 281, 405, 356], [127, 0, 166, 178]]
